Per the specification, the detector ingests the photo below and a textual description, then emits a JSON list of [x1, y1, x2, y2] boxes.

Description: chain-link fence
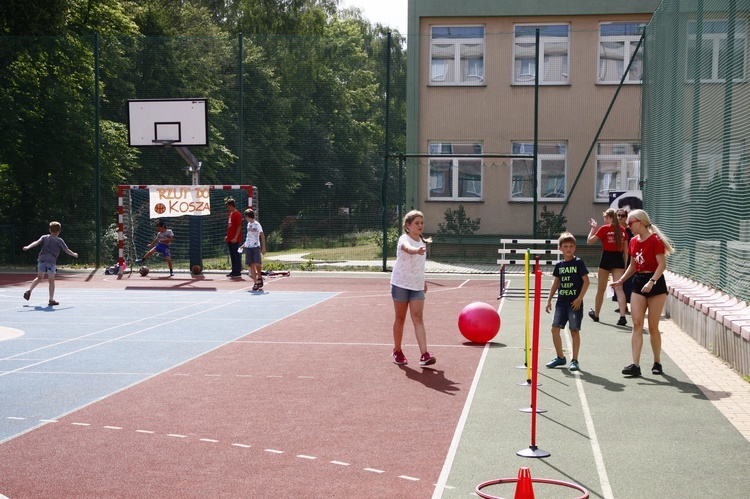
[[642, 1, 750, 301]]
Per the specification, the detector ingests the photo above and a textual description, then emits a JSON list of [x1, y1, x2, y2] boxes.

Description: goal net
[[118, 185, 255, 271]]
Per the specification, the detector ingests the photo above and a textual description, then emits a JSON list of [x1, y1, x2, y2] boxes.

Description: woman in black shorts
[[587, 208, 629, 325], [611, 209, 674, 377]]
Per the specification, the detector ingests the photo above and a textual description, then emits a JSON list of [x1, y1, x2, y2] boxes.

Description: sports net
[[119, 186, 253, 272], [642, 0, 750, 301]]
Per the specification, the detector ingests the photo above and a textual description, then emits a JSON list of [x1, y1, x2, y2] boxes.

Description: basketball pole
[[174, 146, 203, 272]]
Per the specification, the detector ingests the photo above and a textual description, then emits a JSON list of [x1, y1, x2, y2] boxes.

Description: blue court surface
[[0, 287, 336, 443]]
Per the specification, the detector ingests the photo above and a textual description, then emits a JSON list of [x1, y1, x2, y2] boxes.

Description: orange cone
[[513, 467, 535, 499]]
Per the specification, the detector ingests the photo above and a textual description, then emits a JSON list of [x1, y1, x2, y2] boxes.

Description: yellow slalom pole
[[525, 249, 531, 382]]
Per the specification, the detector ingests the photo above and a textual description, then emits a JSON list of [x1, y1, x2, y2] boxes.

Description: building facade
[[406, 0, 662, 238]]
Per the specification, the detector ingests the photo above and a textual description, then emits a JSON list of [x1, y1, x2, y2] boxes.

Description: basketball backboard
[[127, 98, 208, 147]]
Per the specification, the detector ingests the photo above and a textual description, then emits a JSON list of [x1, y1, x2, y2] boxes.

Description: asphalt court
[[0, 287, 336, 442], [439, 274, 750, 498], [1, 273, 749, 498]]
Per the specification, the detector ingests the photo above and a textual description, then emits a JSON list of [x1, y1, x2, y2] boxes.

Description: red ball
[[458, 302, 501, 343]]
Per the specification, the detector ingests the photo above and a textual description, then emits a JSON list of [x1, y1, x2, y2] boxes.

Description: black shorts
[[599, 250, 625, 271], [632, 273, 668, 297]]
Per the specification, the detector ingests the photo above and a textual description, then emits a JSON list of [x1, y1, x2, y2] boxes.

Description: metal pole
[[381, 32, 392, 272], [94, 34, 101, 267], [533, 28, 539, 238]]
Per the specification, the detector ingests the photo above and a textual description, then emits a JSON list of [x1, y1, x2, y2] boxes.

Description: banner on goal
[[148, 185, 212, 218]]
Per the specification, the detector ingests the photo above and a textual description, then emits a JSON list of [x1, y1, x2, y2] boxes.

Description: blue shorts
[[37, 261, 57, 274], [391, 284, 425, 303], [244, 246, 262, 265], [154, 242, 171, 257], [552, 305, 583, 331]]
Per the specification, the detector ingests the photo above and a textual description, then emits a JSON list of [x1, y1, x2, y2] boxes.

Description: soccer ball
[[139, 266, 149, 276]]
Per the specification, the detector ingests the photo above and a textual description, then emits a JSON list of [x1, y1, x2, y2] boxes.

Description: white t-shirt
[[244, 221, 263, 248], [390, 234, 426, 291]]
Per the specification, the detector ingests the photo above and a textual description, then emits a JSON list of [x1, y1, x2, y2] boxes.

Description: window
[[595, 143, 641, 201], [513, 25, 569, 85], [686, 141, 744, 190], [430, 26, 485, 85], [428, 142, 483, 200], [687, 20, 747, 83], [510, 142, 567, 201], [598, 23, 645, 84]]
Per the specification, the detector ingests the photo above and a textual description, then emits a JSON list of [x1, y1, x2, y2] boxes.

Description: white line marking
[[136, 430, 154, 434], [6, 417, 25, 420], [330, 461, 350, 466], [200, 438, 219, 443], [167, 434, 187, 438], [432, 293, 507, 499], [564, 330, 614, 499], [39, 419, 58, 423], [71, 422, 90, 426], [232, 443, 251, 448], [204, 374, 221, 377], [364, 468, 385, 474], [297, 455, 317, 460], [399, 475, 420, 481], [103, 426, 122, 430], [265, 449, 284, 454], [297, 376, 314, 379]]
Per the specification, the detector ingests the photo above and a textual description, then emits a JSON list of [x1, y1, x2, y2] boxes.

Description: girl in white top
[[390, 210, 436, 367]]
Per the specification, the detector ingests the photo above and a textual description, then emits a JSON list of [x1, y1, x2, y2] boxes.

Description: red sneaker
[[392, 350, 407, 365], [419, 352, 436, 366]]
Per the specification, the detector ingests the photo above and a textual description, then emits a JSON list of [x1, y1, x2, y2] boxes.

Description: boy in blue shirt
[[545, 232, 590, 371]]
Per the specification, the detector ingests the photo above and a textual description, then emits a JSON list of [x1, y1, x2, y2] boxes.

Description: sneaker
[[419, 352, 436, 366], [258, 278, 264, 288], [48, 300, 59, 306], [392, 350, 407, 365], [252, 282, 260, 291], [588, 309, 600, 322], [135, 259, 143, 265], [568, 359, 580, 371], [545, 356, 567, 368], [622, 363, 641, 376], [23, 290, 30, 301], [651, 362, 663, 375], [617, 316, 628, 326], [169, 270, 174, 277]]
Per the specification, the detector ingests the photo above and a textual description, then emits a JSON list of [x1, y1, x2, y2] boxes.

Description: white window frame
[[598, 22, 646, 84], [513, 24, 569, 85], [686, 19, 747, 83], [428, 142, 483, 201], [510, 142, 567, 201], [430, 26, 485, 86], [595, 143, 641, 202]]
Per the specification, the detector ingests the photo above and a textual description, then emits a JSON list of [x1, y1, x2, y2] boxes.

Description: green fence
[[643, 0, 750, 301], [0, 32, 405, 270]]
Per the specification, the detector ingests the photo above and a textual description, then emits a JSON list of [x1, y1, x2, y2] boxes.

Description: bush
[[370, 227, 399, 257], [266, 230, 283, 251]]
